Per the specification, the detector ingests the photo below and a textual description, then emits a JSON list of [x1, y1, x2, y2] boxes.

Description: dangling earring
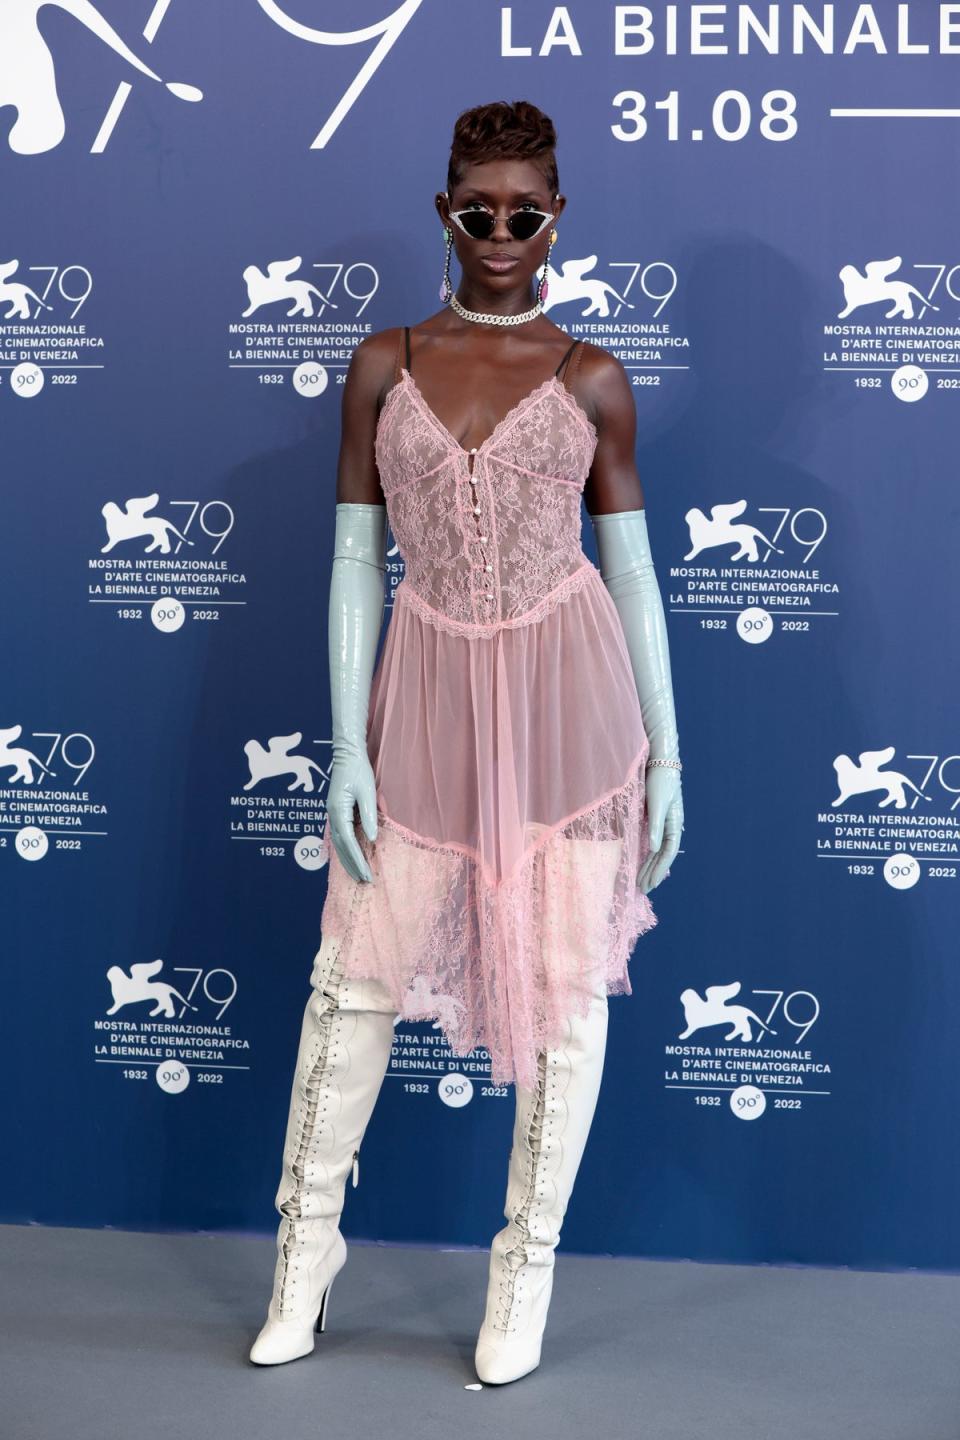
[[537, 228, 558, 305], [439, 226, 454, 303]]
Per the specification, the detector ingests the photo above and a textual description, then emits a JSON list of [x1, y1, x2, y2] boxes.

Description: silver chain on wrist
[[646, 757, 683, 771]]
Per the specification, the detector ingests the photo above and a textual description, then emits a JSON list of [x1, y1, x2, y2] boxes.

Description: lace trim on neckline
[[379, 367, 597, 457]]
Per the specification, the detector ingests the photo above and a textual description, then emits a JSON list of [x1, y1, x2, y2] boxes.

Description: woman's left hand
[[637, 766, 683, 893]]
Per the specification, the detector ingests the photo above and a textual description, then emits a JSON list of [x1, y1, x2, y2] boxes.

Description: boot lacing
[[276, 915, 353, 1316], [494, 1045, 553, 1333]]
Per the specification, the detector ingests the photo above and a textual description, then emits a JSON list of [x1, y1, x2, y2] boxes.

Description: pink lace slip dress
[[317, 330, 658, 1090]]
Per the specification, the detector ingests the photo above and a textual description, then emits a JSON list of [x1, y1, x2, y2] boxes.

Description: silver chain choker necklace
[[448, 292, 543, 327]]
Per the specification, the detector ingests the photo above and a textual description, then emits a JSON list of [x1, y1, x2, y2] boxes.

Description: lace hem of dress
[[394, 559, 596, 637], [316, 750, 658, 1090]]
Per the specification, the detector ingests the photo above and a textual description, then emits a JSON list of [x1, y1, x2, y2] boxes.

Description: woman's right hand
[[327, 753, 378, 883]]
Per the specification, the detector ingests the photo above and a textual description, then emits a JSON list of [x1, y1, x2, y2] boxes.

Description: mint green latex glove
[[326, 502, 387, 884], [590, 508, 684, 894]]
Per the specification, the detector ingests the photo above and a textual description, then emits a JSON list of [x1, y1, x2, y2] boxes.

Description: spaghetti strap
[[555, 338, 579, 380], [568, 340, 585, 384], [405, 325, 412, 373], [393, 327, 405, 384]]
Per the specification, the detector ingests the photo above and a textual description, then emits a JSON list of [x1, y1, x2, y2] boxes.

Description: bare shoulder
[[576, 340, 631, 396], [345, 327, 404, 409], [571, 341, 634, 434], [335, 330, 402, 505]]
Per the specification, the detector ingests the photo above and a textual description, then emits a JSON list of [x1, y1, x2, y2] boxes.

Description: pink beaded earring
[[537, 228, 558, 303]]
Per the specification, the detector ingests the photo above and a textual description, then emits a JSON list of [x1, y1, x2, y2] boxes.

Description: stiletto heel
[[315, 1275, 335, 1333]]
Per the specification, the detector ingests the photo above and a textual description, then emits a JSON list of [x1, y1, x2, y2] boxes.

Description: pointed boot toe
[[474, 1332, 543, 1384]]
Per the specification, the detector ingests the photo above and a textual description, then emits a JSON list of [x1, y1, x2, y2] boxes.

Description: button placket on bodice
[[463, 445, 498, 621], [378, 370, 601, 633]]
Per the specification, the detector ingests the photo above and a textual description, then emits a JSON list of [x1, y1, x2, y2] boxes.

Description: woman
[[250, 99, 683, 1384]]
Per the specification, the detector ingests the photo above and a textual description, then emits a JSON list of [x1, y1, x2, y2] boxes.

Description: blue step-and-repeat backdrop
[[3, 2, 958, 1272]]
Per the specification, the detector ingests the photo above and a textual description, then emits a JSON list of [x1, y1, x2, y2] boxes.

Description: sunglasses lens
[[508, 212, 546, 240], [459, 210, 495, 239]]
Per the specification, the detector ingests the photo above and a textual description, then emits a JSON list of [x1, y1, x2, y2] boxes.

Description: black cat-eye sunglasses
[[445, 193, 556, 242]]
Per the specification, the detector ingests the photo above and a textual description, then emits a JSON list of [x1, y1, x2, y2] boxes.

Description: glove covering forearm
[[327, 502, 387, 883]]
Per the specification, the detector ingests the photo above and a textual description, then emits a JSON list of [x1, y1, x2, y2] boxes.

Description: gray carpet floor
[[2, 1223, 958, 1440]]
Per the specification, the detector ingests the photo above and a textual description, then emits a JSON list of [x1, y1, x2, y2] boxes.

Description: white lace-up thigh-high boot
[[249, 922, 398, 1366], [473, 973, 609, 1385]]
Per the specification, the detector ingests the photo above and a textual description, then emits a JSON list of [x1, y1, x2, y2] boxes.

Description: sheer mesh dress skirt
[[316, 560, 659, 1092]]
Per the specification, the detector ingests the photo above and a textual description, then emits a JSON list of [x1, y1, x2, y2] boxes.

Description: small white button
[[478, 535, 488, 542], [469, 446, 477, 454], [485, 564, 493, 572], [473, 505, 481, 515], [469, 476, 478, 485]]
